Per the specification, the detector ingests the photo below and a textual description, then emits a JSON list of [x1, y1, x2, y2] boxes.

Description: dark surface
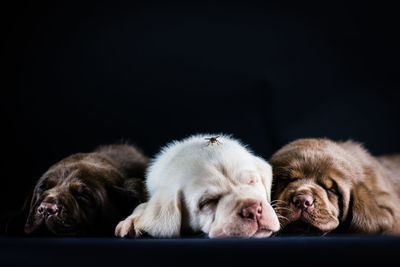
[[1, 1, 400, 265], [1, 236, 400, 266]]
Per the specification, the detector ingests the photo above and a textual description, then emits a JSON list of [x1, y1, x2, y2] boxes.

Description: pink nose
[[37, 202, 59, 216], [292, 194, 314, 210], [240, 202, 263, 221]]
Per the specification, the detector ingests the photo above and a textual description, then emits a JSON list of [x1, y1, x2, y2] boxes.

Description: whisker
[[272, 204, 289, 208], [273, 207, 292, 212], [272, 203, 289, 208], [274, 208, 296, 217], [271, 200, 287, 204], [271, 199, 287, 202], [277, 215, 289, 222]]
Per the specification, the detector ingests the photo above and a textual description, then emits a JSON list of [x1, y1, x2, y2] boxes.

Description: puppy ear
[[350, 182, 394, 234], [139, 189, 182, 237], [116, 188, 183, 238], [253, 156, 273, 202], [24, 184, 42, 234]]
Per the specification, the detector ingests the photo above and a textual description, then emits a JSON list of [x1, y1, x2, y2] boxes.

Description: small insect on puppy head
[[205, 136, 221, 146]]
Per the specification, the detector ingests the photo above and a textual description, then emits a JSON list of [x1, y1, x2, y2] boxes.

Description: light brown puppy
[[270, 138, 400, 235]]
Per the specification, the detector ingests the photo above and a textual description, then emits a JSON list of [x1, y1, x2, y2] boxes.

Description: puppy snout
[[292, 194, 314, 210], [37, 202, 59, 216], [240, 202, 263, 221]]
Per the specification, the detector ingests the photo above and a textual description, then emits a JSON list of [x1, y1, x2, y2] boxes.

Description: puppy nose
[[37, 202, 59, 216], [292, 194, 314, 210], [240, 202, 263, 221]]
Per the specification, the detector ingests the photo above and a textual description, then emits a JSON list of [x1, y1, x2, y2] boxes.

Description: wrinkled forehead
[[288, 154, 334, 178], [279, 150, 350, 181], [189, 154, 259, 193], [38, 168, 92, 189]]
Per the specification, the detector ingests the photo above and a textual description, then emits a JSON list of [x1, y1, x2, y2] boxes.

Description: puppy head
[[191, 154, 279, 238], [269, 138, 369, 235], [25, 154, 142, 236], [138, 135, 280, 238]]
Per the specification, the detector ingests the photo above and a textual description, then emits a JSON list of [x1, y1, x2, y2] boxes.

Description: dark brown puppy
[[270, 138, 400, 235], [22, 144, 148, 236]]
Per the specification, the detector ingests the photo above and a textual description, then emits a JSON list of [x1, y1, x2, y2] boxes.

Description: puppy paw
[[115, 217, 139, 238]]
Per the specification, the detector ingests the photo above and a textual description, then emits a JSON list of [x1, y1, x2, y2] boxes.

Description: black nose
[[37, 202, 59, 216]]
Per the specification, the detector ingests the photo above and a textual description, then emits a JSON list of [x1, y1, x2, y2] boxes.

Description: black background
[[2, 1, 399, 215]]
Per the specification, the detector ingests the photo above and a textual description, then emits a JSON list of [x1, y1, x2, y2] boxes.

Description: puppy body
[[116, 134, 280, 238], [270, 138, 400, 235], [377, 155, 400, 195], [23, 144, 148, 236]]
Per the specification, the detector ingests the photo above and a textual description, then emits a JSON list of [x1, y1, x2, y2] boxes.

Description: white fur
[[115, 134, 279, 238]]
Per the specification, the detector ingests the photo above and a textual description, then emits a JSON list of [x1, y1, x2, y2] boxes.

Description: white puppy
[[115, 134, 280, 238]]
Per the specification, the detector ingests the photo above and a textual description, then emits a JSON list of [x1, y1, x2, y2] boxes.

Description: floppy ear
[[139, 189, 182, 237], [253, 156, 273, 202], [23, 184, 42, 234], [116, 188, 182, 238], [349, 182, 394, 234]]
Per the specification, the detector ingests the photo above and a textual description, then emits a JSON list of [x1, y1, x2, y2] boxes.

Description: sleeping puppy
[[115, 134, 280, 238], [22, 144, 149, 237], [270, 138, 400, 235]]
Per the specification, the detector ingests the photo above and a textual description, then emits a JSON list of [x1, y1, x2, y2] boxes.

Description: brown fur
[[22, 144, 149, 237], [270, 138, 400, 235]]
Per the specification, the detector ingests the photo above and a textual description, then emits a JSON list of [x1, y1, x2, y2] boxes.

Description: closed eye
[[198, 195, 221, 210], [327, 187, 338, 194], [70, 186, 94, 203], [37, 179, 57, 192], [321, 183, 340, 197], [278, 176, 300, 184], [320, 178, 340, 196], [77, 192, 93, 202]]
